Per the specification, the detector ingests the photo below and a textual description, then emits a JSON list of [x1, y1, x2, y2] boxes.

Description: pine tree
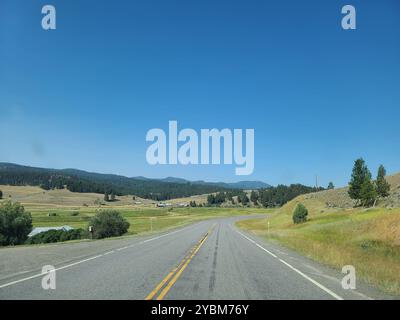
[[110, 193, 116, 201], [376, 165, 390, 198], [0, 190, 2, 200], [348, 158, 371, 204], [359, 178, 377, 207], [104, 192, 109, 202], [250, 191, 259, 205], [327, 182, 334, 190], [241, 194, 249, 206]]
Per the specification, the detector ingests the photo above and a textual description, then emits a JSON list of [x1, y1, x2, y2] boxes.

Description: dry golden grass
[[237, 189, 400, 296], [299, 172, 400, 209], [0, 185, 207, 208]]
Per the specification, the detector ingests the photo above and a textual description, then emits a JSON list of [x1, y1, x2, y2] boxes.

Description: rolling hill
[[0, 163, 270, 200], [301, 172, 400, 209], [237, 172, 400, 295]]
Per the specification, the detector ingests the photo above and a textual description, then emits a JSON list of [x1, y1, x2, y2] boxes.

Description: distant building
[[156, 203, 167, 207], [28, 226, 73, 237], [156, 202, 173, 207]]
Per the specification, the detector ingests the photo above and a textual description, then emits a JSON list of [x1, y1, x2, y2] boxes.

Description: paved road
[[0, 216, 392, 300]]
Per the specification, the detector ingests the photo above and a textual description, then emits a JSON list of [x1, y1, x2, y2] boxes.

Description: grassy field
[[0, 185, 208, 208], [0, 185, 269, 238], [237, 193, 400, 296], [24, 205, 268, 236], [0, 185, 270, 238]]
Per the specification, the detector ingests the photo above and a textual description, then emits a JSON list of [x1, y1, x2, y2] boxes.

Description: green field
[[25, 205, 269, 236], [0, 184, 269, 237], [237, 194, 400, 296]]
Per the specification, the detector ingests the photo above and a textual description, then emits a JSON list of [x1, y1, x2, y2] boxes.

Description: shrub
[[26, 228, 87, 244], [292, 203, 308, 224], [48, 212, 57, 217], [88, 210, 130, 239], [71, 211, 80, 216], [0, 201, 33, 245]]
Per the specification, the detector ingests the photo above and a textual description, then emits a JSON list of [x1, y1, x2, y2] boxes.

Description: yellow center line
[[145, 226, 214, 300], [156, 233, 209, 300], [144, 246, 196, 300]]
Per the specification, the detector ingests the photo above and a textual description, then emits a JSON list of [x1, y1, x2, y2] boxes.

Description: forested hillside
[[0, 163, 229, 200]]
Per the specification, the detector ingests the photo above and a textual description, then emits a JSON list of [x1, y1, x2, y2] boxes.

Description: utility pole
[[315, 175, 318, 189]]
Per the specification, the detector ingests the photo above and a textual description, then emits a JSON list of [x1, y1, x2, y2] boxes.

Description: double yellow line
[[145, 227, 213, 300]]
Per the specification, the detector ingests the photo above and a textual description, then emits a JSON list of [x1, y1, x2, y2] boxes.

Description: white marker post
[[88, 225, 93, 240], [150, 217, 154, 232]]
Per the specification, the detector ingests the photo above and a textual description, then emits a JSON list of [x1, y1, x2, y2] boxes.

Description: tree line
[[0, 164, 230, 201], [205, 184, 322, 208], [258, 184, 324, 208]]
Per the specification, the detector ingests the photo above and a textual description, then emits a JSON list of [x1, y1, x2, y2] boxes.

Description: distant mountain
[[160, 177, 190, 184], [220, 181, 271, 189], [0, 163, 270, 201], [159, 177, 270, 189]]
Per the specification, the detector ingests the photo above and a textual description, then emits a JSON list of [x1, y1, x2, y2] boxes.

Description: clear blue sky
[[0, 0, 399, 187]]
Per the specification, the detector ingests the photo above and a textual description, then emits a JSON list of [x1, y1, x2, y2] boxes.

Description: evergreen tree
[[250, 190, 259, 205], [207, 194, 215, 205], [241, 193, 249, 206], [327, 182, 334, 190], [376, 165, 390, 198], [348, 158, 371, 204], [110, 193, 116, 201], [0, 190, 2, 200], [189, 201, 197, 207], [104, 192, 109, 202], [359, 178, 377, 207]]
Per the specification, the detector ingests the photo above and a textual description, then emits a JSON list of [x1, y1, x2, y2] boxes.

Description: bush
[[88, 210, 130, 239], [292, 203, 308, 224], [26, 228, 87, 244], [71, 211, 80, 216], [0, 201, 33, 246], [48, 212, 57, 216]]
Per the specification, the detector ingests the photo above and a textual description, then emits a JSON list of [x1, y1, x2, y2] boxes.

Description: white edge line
[[0, 223, 199, 289], [235, 229, 277, 258], [278, 259, 343, 300], [0, 254, 102, 289], [234, 227, 344, 300]]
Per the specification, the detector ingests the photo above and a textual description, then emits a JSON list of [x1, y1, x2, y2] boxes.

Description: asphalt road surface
[[0, 216, 392, 300]]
